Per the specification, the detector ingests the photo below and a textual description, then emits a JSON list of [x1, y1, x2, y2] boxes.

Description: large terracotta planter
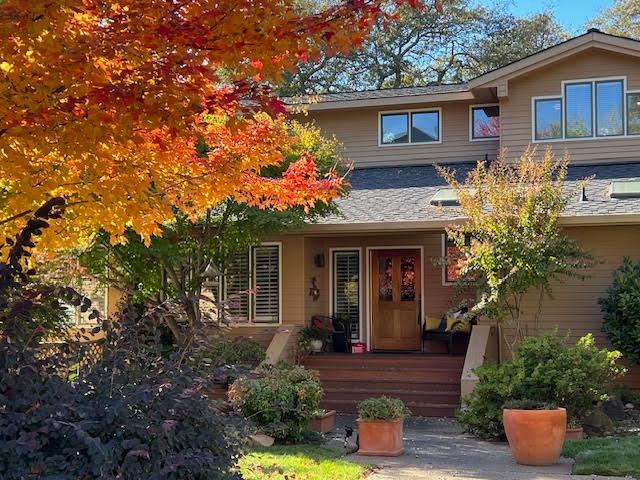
[[309, 410, 336, 433], [503, 408, 567, 466], [565, 427, 583, 441], [356, 417, 404, 457]]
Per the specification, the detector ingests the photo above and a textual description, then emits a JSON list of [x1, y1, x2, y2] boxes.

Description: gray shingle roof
[[315, 162, 640, 227], [285, 84, 468, 105]]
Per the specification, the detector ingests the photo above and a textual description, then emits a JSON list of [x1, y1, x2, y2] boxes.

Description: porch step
[[302, 354, 465, 418]]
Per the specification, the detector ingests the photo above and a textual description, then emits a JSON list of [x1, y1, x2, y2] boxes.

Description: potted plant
[[309, 409, 337, 433], [502, 399, 566, 466], [300, 326, 330, 354], [356, 396, 409, 457]]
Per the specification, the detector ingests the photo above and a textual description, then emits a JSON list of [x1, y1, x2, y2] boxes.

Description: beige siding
[[308, 101, 499, 168], [502, 48, 640, 163], [504, 225, 640, 389]]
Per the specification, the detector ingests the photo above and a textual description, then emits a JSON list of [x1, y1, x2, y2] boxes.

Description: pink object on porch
[[351, 342, 366, 354]]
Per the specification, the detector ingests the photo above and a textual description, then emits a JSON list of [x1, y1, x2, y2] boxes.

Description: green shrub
[[503, 399, 558, 410], [205, 337, 266, 368], [458, 332, 624, 439], [357, 396, 410, 421], [609, 384, 640, 406], [599, 257, 640, 364], [228, 364, 322, 441], [299, 326, 331, 341]]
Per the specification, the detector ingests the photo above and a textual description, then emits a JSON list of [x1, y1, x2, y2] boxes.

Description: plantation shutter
[[333, 251, 360, 339], [225, 252, 250, 322], [251, 245, 280, 323]]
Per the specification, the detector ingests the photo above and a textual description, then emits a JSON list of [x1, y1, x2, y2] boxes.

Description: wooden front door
[[371, 249, 421, 351]]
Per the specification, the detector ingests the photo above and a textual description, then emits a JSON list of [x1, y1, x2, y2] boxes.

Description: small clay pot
[[503, 408, 567, 466], [309, 410, 337, 434], [356, 417, 404, 457], [565, 426, 584, 441]]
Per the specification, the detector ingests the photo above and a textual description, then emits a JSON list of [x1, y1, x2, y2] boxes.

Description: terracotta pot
[[309, 410, 337, 434], [503, 408, 566, 466], [565, 426, 583, 441], [356, 417, 404, 457]]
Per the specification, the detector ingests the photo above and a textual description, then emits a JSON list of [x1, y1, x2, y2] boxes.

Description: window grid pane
[[333, 251, 360, 340], [472, 106, 500, 139], [596, 80, 624, 137], [411, 111, 439, 142], [535, 98, 562, 140], [381, 113, 408, 144], [565, 82, 593, 138]]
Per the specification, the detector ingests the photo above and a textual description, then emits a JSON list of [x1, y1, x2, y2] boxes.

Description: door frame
[[365, 246, 425, 352]]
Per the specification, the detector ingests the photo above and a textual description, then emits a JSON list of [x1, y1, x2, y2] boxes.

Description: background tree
[[279, 2, 566, 94], [438, 150, 595, 353], [0, 0, 402, 254], [588, 0, 640, 38]]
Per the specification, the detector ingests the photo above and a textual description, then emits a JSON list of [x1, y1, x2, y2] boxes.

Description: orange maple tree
[[0, 0, 428, 253]]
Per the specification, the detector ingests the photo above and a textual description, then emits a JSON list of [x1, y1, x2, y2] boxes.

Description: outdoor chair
[[311, 315, 354, 353]]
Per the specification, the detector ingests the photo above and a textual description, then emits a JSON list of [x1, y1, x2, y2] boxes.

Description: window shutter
[[252, 245, 280, 323], [333, 251, 360, 339], [225, 252, 250, 322]]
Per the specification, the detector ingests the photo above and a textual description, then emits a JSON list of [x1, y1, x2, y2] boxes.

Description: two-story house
[[221, 29, 640, 415]]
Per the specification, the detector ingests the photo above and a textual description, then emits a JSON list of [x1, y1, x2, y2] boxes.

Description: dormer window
[[379, 109, 441, 146], [533, 77, 632, 141]]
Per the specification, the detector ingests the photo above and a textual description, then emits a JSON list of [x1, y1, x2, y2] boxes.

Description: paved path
[[331, 415, 629, 480]]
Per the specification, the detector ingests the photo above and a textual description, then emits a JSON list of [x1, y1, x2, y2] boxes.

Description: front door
[[371, 249, 421, 351]]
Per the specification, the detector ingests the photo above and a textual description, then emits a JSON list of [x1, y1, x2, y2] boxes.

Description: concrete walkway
[[332, 415, 628, 480]]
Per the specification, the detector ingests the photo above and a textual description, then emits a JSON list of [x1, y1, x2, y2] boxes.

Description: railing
[[460, 324, 499, 403]]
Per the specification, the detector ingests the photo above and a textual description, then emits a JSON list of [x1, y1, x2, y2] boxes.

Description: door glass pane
[[400, 257, 416, 301], [411, 111, 439, 142], [628, 93, 640, 135], [472, 105, 500, 138], [535, 98, 562, 140], [378, 257, 393, 301], [381, 113, 408, 144], [596, 80, 623, 137], [565, 83, 593, 138]]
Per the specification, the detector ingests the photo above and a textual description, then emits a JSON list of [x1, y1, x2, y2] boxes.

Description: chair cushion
[[451, 320, 472, 333], [424, 316, 442, 331]]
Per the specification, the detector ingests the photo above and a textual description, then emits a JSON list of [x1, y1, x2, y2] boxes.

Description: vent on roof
[[430, 188, 459, 206], [610, 181, 640, 199]]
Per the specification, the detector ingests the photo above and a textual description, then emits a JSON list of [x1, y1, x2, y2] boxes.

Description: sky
[[478, 0, 616, 34]]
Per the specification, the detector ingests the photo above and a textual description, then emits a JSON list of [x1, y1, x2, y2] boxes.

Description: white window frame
[[531, 75, 639, 143], [378, 107, 443, 147], [469, 103, 500, 142], [223, 241, 282, 326], [329, 247, 363, 342]]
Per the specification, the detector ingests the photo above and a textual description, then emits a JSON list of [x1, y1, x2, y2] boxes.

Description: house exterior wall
[[308, 101, 500, 169], [501, 48, 640, 163]]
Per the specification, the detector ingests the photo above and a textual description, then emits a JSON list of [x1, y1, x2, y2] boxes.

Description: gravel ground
[[327, 415, 631, 480]]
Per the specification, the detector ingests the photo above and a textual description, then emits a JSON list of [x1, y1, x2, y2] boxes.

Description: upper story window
[[470, 105, 500, 140], [533, 77, 635, 141], [380, 109, 440, 145]]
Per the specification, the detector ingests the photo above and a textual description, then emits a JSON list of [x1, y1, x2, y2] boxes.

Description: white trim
[[224, 241, 283, 327], [377, 107, 443, 147], [469, 103, 500, 142], [532, 75, 640, 143], [365, 245, 425, 352], [328, 247, 363, 343]]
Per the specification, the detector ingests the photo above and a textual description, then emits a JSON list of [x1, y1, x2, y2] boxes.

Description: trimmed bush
[[599, 257, 640, 364], [458, 332, 624, 439], [357, 396, 410, 421], [205, 336, 266, 368], [228, 364, 322, 441]]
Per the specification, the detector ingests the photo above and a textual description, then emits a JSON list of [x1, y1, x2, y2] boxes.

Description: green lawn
[[563, 436, 640, 477], [237, 445, 372, 480]]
